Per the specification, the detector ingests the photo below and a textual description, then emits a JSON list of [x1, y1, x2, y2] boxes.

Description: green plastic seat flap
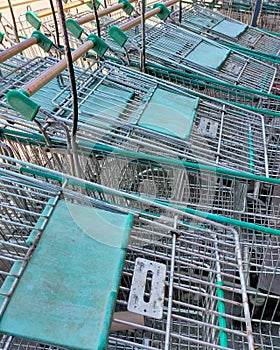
[[186, 41, 230, 69], [0, 200, 133, 350], [185, 14, 214, 28], [78, 84, 135, 127], [212, 19, 248, 38], [137, 88, 199, 140]]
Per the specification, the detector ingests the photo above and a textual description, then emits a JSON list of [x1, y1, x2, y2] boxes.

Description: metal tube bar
[[0, 37, 37, 64], [22, 40, 94, 96]]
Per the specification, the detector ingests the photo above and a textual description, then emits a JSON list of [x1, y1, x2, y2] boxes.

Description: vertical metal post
[[178, 0, 182, 23], [251, 0, 262, 27], [164, 216, 178, 350], [140, 0, 146, 72], [49, 0, 61, 49], [92, 0, 101, 38]]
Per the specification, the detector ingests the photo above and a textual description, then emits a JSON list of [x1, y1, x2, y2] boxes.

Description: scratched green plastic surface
[[0, 200, 133, 350], [138, 88, 199, 139], [186, 42, 230, 69], [78, 84, 134, 126], [212, 19, 247, 38]]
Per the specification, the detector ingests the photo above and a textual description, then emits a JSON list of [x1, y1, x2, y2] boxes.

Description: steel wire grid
[[194, 0, 280, 32], [0, 57, 269, 175], [103, 17, 277, 93], [1, 58, 280, 234], [143, 63, 280, 111], [240, 223, 280, 348], [171, 4, 280, 56], [0, 55, 31, 78], [0, 159, 254, 349], [141, 63, 280, 179], [0, 118, 279, 232], [0, 14, 18, 49]]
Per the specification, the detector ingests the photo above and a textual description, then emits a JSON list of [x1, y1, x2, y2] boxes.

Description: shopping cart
[[196, 0, 254, 24], [0, 155, 261, 349], [2, 51, 270, 176], [170, 4, 280, 60], [104, 6, 277, 93]]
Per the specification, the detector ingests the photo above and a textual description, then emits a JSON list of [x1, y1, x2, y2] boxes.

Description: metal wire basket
[[106, 16, 277, 93], [2, 57, 270, 176], [0, 156, 256, 349], [170, 4, 280, 57]]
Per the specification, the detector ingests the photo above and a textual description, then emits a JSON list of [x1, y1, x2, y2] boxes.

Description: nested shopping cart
[[1, 51, 270, 177], [0, 155, 260, 349], [170, 4, 280, 60], [1, 101, 280, 231], [2, 51, 280, 230], [102, 7, 277, 93]]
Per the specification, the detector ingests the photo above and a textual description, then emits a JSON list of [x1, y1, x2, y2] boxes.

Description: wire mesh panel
[[3, 58, 269, 175], [106, 18, 277, 93], [0, 159, 255, 349], [171, 4, 280, 56], [195, 0, 280, 33], [1, 119, 280, 240], [240, 196, 280, 349], [0, 14, 18, 48]]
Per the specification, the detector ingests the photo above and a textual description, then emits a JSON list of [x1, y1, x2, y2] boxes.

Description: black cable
[[7, 0, 19, 43], [92, 0, 101, 38], [56, 0, 79, 138], [178, 0, 182, 23], [140, 0, 146, 72], [49, 0, 61, 49]]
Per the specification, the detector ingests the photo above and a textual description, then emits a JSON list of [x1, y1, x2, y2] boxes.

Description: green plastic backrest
[[87, 0, 101, 10], [6, 90, 40, 121], [0, 200, 134, 350], [87, 34, 109, 56], [32, 31, 53, 52], [109, 26, 128, 47], [26, 11, 41, 30], [66, 18, 84, 39], [0, 32, 4, 44], [119, 0, 134, 15], [137, 88, 199, 139], [153, 3, 171, 21]]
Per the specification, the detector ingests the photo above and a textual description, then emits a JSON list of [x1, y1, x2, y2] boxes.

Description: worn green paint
[[212, 19, 247, 38], [0, 200, 133, 350]]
